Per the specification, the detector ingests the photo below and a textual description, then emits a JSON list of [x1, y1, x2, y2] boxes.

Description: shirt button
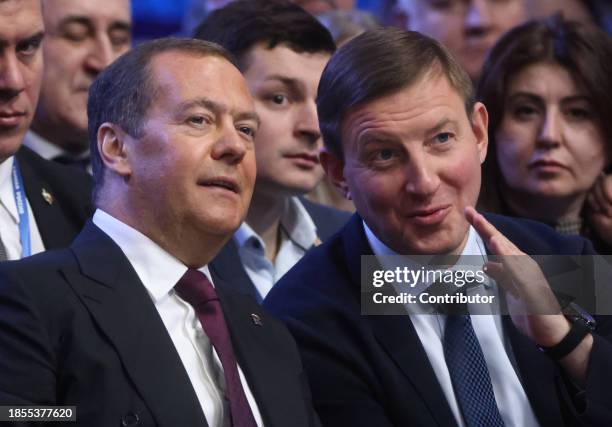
[[121, 412, 140, 426]]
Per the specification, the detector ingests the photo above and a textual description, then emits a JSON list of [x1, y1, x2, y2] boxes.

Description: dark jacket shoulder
[[15, 146, 93, 249], [300, 197, 350, 241]]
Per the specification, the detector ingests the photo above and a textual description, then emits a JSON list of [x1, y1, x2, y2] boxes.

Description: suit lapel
[[65, 222, 208, 427], [16, 149, 76, 249], [343, 216, 458, 427]]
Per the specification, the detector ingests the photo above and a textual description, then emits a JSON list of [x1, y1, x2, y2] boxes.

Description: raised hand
[[464, 206, 571, 347]]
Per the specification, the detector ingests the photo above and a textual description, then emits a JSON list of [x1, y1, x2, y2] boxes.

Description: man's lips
[[199, 177, 240, 193], [284, 153, 320, 168], [0, 111, 26, 128], [406, 205, 451, 226]]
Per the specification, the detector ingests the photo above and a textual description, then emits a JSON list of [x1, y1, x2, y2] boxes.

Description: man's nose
[[0, 53, 25, 100], [211, 124, 249, 165], [295, 100, 322, 146], [83, 37, 116, 76], [404, 153, 441, 197]]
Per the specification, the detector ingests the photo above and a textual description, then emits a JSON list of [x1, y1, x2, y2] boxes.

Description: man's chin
[[0, 133, 25, 162]]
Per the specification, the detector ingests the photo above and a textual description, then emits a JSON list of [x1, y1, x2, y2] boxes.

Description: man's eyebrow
[[177, 98, 223, 114], [22, 31, 45, 47], [428, 117, 458, 135], [235, 111, 261, 127], [108, 21, 132, 33], [263, 74, 304, 91], [0, 31, 44, 50], [57, 15, 94, 31], [177, 98, 260, 126]]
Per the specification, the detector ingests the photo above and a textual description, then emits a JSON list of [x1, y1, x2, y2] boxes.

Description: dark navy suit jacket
[[0, 222, 320, 427], [264, 213, 612, 427], [16, 146, 92, 249], [211, 198, 350, 302]]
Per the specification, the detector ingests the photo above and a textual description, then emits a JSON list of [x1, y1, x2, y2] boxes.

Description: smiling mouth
[[406, 205, 451, 225]]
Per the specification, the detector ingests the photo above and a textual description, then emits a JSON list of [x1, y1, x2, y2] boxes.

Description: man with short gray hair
[[0, 37, 320, 427]]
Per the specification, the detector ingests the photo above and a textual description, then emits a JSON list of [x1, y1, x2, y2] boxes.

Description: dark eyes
[[512, 104, 538, 120], [17, 37, 42, 57], [188, 116, 207, 125], [238, 126, 256, 138], [266, 93, 289, 107], [187, 115, 255, 138], [511, 104, 593, 122], [109, 30, 131, 48], [62, 24, 130, 50], [375, 148, 396, 161], [567, 107, 592, 120]]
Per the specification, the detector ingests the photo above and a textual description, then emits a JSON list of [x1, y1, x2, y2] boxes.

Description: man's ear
[[320, 149, 351, 200], [97, 123, 133, 178], [471, 102, 489, 164]]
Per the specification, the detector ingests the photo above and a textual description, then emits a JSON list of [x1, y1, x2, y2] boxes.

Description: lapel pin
[[251, 313, 263, 326], [41, 188, 54, 205]]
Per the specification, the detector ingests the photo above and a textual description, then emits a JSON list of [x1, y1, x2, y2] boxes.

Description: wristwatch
[[539, 302, 597, 361]]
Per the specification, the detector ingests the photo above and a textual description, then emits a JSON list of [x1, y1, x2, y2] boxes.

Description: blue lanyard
[[11, 161, 30, 258]]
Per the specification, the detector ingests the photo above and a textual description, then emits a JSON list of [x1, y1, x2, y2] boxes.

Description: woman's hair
[[477, 14, 612, 212]]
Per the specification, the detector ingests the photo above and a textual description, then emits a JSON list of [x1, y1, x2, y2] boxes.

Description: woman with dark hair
[[477, 15, 612, 252]]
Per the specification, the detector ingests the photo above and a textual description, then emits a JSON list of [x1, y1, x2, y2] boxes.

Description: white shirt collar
[[23, 130, 90, 161], [235, 196, 318, 251], [364, 220, 486, 258], [23, 131, 66, 160], [0, 156, 18, 223], [92, 209, 213, 302]]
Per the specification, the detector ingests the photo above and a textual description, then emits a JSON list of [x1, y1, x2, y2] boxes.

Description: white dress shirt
[[93, 209, 264, 427], [235, 196, 318, 300], [364, 221, 540, 427], [23, 131, 92, 174], [0, 156, 45, 260]]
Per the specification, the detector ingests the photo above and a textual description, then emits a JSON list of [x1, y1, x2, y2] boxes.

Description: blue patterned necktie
[[443, 314, 505, 427]]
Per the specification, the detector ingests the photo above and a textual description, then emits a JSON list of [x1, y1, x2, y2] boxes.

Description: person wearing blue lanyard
[[0, 37, 321, 427], [0, 0, 92, 262]]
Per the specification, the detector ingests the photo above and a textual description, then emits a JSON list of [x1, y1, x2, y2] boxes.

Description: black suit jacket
[[210, 197, 350, 302], [0, 222, 320, 427], [264, 213, 612, 427], [15, 146, 92, 249]]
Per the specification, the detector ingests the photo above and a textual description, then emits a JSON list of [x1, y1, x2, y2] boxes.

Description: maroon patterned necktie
[[175, 269, 257, 427]]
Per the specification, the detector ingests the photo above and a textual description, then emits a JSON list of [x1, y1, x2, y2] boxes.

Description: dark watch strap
[[540, 319, 592, 360]]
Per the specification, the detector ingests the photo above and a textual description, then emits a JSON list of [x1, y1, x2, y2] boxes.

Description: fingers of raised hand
[[464, 206, 520, 256]]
